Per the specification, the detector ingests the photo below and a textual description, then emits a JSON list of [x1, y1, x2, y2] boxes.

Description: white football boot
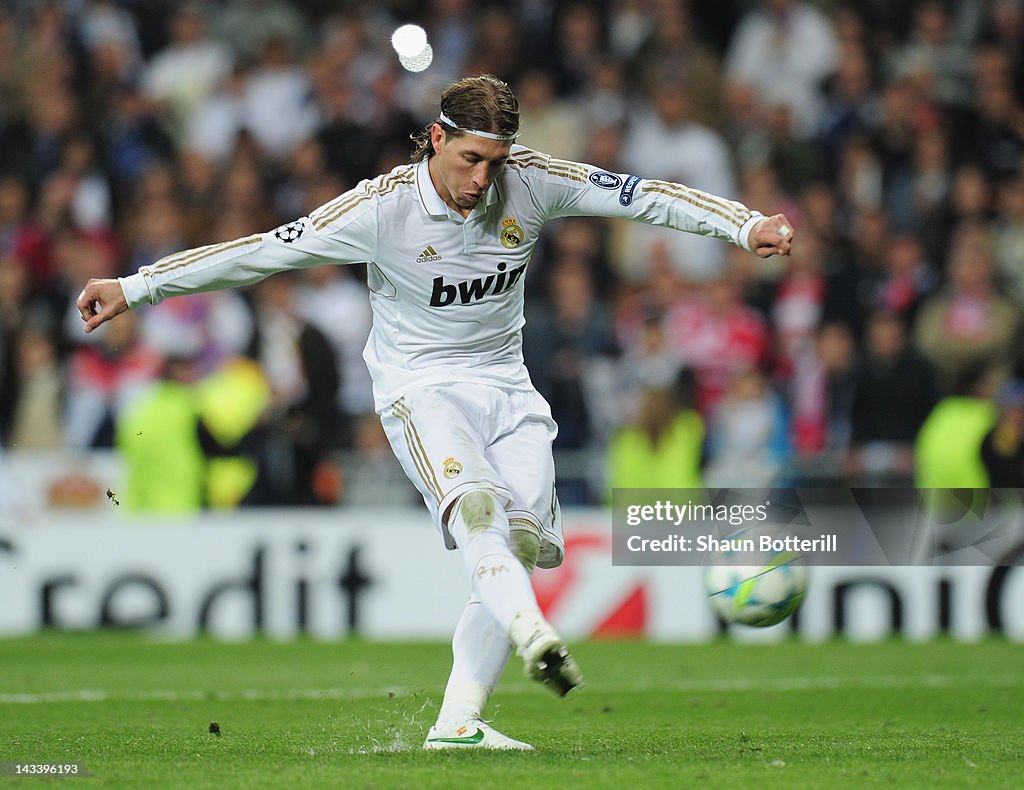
[[423, 716, 534, 751], [509, 609, 584, 697]]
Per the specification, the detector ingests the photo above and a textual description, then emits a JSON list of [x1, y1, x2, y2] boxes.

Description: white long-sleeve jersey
[[119, 146, 762, 412]]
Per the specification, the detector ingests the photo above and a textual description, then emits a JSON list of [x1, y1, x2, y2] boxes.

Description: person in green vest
[[116, 352, 209, 513], [915, 365, 998, 488], [607, 371, 705, 494], [115, 353, 269, 512]]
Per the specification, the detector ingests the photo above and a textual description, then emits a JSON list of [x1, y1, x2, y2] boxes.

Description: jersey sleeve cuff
[[737, 212, 765, 252], [118, 273, 154, 309]]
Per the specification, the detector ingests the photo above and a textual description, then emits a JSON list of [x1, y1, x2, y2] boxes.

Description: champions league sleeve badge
[[273, 221, 306, 243]]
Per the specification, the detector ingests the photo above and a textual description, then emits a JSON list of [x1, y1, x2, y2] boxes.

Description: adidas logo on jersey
[[416, 245, 442, 263], [429, 262, 527, 307]]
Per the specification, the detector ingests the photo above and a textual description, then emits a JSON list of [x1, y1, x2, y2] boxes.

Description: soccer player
[[77, 74, 794, 751]]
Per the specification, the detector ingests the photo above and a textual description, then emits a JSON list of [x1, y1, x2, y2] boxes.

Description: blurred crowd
[[2, 0, 1024, 510]]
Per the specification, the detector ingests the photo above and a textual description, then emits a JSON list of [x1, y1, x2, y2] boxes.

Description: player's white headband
[[437, 111, 517, 141]]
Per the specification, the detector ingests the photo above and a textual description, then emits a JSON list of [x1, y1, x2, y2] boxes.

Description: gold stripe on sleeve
[[146, 235, 263, 276], [549, 159, 588, 178], [644, 180, 749, 226], [642, 183, 749, 228], [312, 171, 414, 231]]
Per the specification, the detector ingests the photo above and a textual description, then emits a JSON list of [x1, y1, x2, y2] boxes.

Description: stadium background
[[3, 0, 1024, 639]]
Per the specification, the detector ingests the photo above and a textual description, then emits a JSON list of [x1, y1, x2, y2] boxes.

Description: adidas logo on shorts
[[416, 245, 442, 263]]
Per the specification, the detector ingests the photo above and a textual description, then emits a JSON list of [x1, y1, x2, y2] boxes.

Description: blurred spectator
[[958, 69, 1024, 181], [77, 0, 142, 76], [943, 164, 994, 229], [125, 195, 186, 273], [979, 1, 1024, 88], [993, 174, 1024, 303], [818, 42, 877, 172], [295, 264, 375, 434], [241, 36, 319, 162], [620, 72, 737, 281], [0, 175, 54, 295], [724, 0, 838, 138], [242, 273, 343, 506], [351, 66, 422, 172], [101, 82, 176, 192], [607, 377, 704, 491], [863, 232, 937, 327], [183, 66, 248, 166], [547, 1, 605, 97], [273, 138, 330, 228], [915, 365, 997, 488], [53, 229, 118, 354], [515, 69, 586, 161], [466, 8, 525, 87], [193, 356, 271, 509], [913, 223, 1019, 394], [341, 413, 421, 507], [426, 0, 476, 84], [667, 271, 770, 417], [7, 325, 62, 449], [0, 257, 48, 442], [51, 133, 113, 234], [980, 378, 1024, 487], [704, 367, 790, 487], [789, 320, 856, 458], [142, 3, 232, 145], [115, 347, 257, 513], [578, 57, 629, 132], [216, 0, 308, 63], [64, 311, 163, 449], [887, 0, 972, 108], [616, 311, 682, 406], [524, 257, 617, 452], [115, 349, 206, 513], [628, 0, 724, 130], [904, 127, 952, 239], [848, 311, 936, 484], [771, 232, 827, 381]]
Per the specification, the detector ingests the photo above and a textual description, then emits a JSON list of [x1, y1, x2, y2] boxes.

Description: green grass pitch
[[1, 634, 1021, 788]]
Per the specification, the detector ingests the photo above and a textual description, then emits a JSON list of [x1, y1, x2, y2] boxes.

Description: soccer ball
[[703, 543, 808, 627]]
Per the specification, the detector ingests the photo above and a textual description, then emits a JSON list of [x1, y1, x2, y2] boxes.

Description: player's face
[[430, 125, 511, 216]]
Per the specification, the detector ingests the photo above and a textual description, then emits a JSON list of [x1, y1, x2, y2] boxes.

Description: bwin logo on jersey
[[429, 261, 527, 307], [589, 171, 622, 189]]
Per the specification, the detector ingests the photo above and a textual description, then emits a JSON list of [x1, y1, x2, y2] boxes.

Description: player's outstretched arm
[[746, 214, 794, 258], [77, 278, 128, 334]]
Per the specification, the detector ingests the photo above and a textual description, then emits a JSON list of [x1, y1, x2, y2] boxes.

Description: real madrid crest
[[500, 217, 524, 249], [443, 457, 464, 479]]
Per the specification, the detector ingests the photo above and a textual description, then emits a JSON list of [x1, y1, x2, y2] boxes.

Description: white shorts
[[380, 382, 564, 569]]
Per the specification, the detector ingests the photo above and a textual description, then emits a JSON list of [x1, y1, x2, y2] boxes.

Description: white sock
[[437, 596, 512, 724], [449, 491, 540, 633]]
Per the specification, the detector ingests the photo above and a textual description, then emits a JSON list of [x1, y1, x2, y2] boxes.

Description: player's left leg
[[426, 522, 542, 750]]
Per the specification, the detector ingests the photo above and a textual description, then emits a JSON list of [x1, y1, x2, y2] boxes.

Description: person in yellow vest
[[116, 353, 269, 512], [116, 352, 209, 513], [915, 366, 998, 488], [607, 373, 705, 493]]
